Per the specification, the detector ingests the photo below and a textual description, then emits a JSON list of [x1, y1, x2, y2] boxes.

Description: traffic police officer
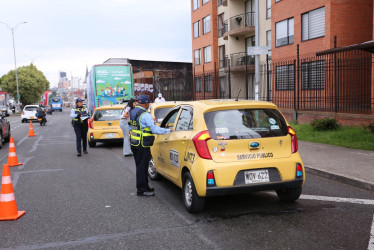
[[129, 95, 170, 196], [70, 98, 90, 157]]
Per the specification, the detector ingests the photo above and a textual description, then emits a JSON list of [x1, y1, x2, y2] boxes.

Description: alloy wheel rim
[[148, 159, 156, 177], [184, 180, 193, 207]]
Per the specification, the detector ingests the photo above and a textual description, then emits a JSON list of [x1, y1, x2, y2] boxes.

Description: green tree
[[0, 64, 50, 105]]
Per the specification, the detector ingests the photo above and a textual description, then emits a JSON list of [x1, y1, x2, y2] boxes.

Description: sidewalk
[[298, 141, 374, 192]]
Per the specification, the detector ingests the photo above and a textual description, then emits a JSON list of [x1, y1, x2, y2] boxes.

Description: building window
[[193, 21, 200, 38], [218, 13, 225, 38], [302, 7, 325, 41], [266, 0, 271, 19], [275, 0, 281, 2], [204, 75, 212, 92], [219, 45, 225, 68], [203, 46, 211, 63], [194, 49, 201, 65], [195, 77, 202, 92], [193, 0, 200, 11], [218, 0, 223, 7], [203, 15, 211, 34], [301, 61, 325, 90], [276, 64, 294, 90], [266, 30, 271, 48], [275, 18, 294, 47], [203, 0, 210, 4]]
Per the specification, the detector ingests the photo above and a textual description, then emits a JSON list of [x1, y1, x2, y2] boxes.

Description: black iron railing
[[229, 12, 255, 30], [226, 52, 255, 67]]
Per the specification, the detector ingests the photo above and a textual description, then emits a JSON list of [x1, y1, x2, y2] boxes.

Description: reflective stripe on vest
[[129, 107, 155, 147]]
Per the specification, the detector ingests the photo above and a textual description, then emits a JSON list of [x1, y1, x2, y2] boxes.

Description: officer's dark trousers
[[131, 145, 152, 194], [73, 124, 88, 153]]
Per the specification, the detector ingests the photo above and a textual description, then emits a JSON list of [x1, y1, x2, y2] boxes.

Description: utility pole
[[0, 21, 27, 105]]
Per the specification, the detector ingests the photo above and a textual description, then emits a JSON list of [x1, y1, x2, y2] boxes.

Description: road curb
[[305, 166, 374, 192]]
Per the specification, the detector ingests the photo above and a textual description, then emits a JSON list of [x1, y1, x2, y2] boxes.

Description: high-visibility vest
[[72, 107, 88, 125], [129, 107, 155, 147]]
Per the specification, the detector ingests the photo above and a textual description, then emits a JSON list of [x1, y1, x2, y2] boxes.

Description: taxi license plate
[[105, 133, 115, 139], [30, 116, 34, 119], [244, 170, 269, 184]]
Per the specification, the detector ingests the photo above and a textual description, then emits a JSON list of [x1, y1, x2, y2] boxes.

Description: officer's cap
[[75, 98, 84, 103], [137, 95, 151, 104]]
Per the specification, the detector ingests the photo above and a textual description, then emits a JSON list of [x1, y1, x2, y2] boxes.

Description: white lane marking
[[17, 135, 28, 146], [300, 194, 374, 205], [354, 152, 374, 157], [369, 214, 374, 250], [29, 135, 43, 153]]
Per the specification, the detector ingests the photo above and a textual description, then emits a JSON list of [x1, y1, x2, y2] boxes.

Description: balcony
[[224, 52, 255, 73], [226, 12, 255, 37]]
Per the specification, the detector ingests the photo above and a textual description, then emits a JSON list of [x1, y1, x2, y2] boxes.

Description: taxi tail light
[[22, 111, 25, 115], [192, 130, 212, 160], [288, 126, 298, 153], [88, 119, 93, 129], [296, 163, 303, 177], [90, 132, 94, 139], [207, 170, 216, 186]]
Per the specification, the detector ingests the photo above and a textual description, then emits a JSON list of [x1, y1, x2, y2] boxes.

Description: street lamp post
[[0, 21, 27, 105]]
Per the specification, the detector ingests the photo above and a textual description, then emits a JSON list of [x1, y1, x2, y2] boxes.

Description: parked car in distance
[[87, 105, 125, 147], [0, 111, 11, 148], [21, 105, 39, 123]]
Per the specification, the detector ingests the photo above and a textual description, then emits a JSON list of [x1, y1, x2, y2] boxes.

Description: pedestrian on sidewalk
[[120, 98, 136, 157], [70, 98, 90, 157], [129, 95, 170, 196]]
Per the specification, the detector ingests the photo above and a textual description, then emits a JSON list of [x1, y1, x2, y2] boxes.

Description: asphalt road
[[0, 110, 373, 249]]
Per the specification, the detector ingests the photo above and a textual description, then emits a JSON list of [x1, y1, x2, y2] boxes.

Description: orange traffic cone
[[28, 121, 36, 137], [7, 137, 23, 167], [0, 164, 25, 220]]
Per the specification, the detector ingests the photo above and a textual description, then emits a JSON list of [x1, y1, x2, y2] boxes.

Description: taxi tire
[[148, 158, 161, 181], [88, 140, 96, 148], [276, 186, 302, 202], [182, 172, 205, 213], [0, 133, 3, 149], [4, 129, 10, 143]]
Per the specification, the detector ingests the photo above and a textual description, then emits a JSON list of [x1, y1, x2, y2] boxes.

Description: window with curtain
[[266, 0, 271, 19], [204, 75, 212, 92], [302, 7, 325, 41], [276, 64, 295, 90], [193, 0, 200, 10], [203, 15, 211, 34], [194, 49, 201, 65], [301, 61, 325, 90], [193, 21, 200, 38], [195, 77, 202, 92], [275, 18, 294, 47], [204, 46, 211, 63]]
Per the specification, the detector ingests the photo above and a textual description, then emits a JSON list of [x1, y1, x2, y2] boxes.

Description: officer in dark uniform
[[70, 98, 90, 157], [129, 95, 170, 196]]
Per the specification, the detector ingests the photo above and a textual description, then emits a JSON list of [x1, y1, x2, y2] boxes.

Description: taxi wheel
[[88, 140, 96, 148], [182, 172, 205, 213], [276, 186, 302, 202], [0, 133, 3, 149], [148, 158, 161, 181]]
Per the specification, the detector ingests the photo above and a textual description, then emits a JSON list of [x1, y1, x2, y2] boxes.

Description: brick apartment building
[[271, 0, 374, 123], [191, 0, 271, 100]]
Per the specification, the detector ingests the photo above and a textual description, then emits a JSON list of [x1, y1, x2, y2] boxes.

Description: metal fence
[[191, 46, 373, 114]]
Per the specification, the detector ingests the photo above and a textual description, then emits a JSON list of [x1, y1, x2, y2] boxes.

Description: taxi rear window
[[204, 109, 288, 140], [25, 107, 38, 111], [154, 107, 172, 123], [93, 109, 122, 121]]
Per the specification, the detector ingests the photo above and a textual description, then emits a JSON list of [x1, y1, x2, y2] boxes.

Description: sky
[[0, 0, 192, 87]]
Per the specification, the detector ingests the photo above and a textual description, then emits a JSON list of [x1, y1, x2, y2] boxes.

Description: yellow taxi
[[88, 105, 125, 147], [150, 101, 182, 125], [149, 100, 305, 213]]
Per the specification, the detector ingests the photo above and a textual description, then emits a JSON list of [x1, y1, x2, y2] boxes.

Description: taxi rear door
[[164, 106, 194, 182]]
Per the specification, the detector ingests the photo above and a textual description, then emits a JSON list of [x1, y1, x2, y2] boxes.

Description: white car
[[21, 105, 39, 123]]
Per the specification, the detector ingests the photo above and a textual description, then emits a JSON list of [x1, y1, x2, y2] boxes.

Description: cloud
[[0, 0, 192, 87]]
